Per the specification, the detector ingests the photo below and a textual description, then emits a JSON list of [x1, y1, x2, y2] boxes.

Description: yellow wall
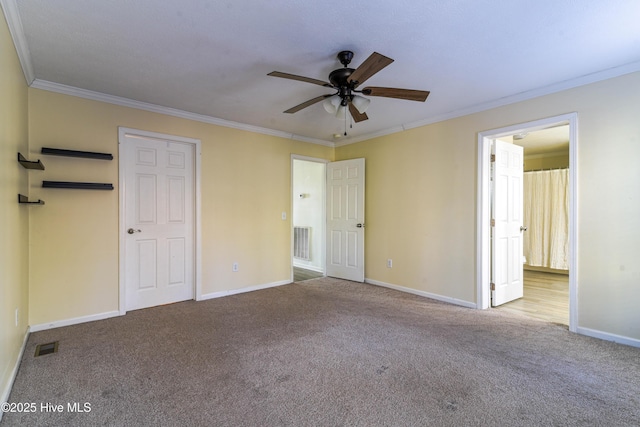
[[336, 71, 640, 341], [524, 152, 570, 171], [0, 10, 29, 402], [27, 89, 333, 326]]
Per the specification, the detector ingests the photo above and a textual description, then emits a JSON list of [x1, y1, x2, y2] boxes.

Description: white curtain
[[523, 169, 569, 270]]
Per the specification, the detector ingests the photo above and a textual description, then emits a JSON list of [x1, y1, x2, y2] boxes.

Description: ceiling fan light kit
[[268, 50, 430, 127], [322, 94, 342, 114]]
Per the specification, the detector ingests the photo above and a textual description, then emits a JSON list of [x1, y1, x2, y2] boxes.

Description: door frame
[[290, 154, 328, 281], [118, 127, 202, 314], [476, 113, 578, 332]]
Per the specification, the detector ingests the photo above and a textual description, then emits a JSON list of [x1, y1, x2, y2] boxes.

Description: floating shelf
[[43, 181, 114, 190], [41, 147, 113, 161], [18, 153, 45, 170], [18, 194, 45, 205]]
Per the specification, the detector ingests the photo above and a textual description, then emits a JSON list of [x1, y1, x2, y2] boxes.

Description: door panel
[[326, 158, 365, 282], [492, 140, 524, 306], [124, 135, 194, 310]]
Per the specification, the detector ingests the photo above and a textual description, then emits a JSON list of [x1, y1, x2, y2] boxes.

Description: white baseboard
[[29, 310, 122, 333], [0, 327, 30, 422], [365, 278, 477, 309], [199, 279, 291, 301], [577, 327, 640, 348], [292, 263, 324, 273]]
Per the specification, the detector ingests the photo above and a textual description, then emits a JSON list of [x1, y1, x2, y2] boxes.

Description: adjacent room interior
[[496, 125, 571, 325]]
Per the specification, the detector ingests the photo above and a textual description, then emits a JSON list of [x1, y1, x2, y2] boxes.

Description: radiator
[[293, 226, 311, 260]]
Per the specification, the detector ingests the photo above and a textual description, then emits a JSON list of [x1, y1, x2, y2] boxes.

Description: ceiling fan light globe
[[335, 104, 347, 120], [323, 95, 341, 114], [352, 95, 371, 114]]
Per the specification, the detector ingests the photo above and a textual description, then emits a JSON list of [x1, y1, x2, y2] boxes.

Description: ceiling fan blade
[[348, 102, 368, 123], [284, 94, 332, 114], [268, 71, 331, 87], [348, 52, 394, 87], [362, 86, 430, 102]]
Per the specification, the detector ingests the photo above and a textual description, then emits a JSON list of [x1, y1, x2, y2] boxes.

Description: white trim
[[366, 278, 477, 309], [292, 263, 324, 273], [118, 127, 202, 313], [3, 0, 637, 151], [342, 60, 640, 145], [200, 279, 291, 301], [0, 327, 29, 422], [23, 59, 640, 148], [577, 327, 640, 349], [476, 113, 578, 333], [291, 155, 328, 282], [30, 79, 335, 147], [0, 0, 35, 84], [29, 311, 121, 332]]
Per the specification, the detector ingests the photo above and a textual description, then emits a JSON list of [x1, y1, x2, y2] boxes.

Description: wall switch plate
[[387, 259, 393, 268], [232, 262, 239, 272], [281, 212, 287, 220]]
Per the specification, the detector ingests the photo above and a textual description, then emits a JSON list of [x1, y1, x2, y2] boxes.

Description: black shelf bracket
[[18, 194, 45, 205], [41, 147, 113, 160], [43, 181, 114, 190], [18, 153, 45, 170]]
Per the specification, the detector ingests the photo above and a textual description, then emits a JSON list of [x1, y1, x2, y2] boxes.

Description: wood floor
[[497, 270, 569, 325]]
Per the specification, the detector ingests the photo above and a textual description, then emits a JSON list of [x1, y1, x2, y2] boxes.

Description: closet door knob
[[127, 228, 142, 234], [520, 226, 528, 232]]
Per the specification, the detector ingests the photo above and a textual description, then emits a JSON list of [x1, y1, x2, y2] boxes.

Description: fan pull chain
[[344, 106, 348, 136]]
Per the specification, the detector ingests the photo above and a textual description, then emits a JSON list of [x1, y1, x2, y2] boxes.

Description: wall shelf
[[18, 153, 45, 170], [41, 147, 113, 161], [43, 181, 114, 190], [18, 194, 45, 205]]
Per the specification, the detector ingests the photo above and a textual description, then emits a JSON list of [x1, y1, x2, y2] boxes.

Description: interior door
[[123, 134, 195, 310], [326, 158, 365, 282], [492, 140, 524, 306]]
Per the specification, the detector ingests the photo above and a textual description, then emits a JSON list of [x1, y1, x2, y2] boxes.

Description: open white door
[[122, 132, 195, 311], [492, 140, 524, 306], [326, 158, 365, 282]]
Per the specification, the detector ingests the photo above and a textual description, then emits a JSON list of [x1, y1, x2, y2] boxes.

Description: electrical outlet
[[15, 308, 19, 326], [232, 262, 239, 272], [387, 259, 393, 268]]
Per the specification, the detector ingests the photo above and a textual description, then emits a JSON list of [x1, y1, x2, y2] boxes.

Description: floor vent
[[35, 341, 59, 357]]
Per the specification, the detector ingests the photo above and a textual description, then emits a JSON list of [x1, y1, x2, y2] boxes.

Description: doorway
[[291, 156, 327, 281], [477, 114, 577, 332]]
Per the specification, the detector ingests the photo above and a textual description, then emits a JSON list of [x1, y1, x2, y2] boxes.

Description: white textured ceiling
[[7, 0, 640, 144]]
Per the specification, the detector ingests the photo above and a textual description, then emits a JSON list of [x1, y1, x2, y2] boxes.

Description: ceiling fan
[[268, 51, 430, 124]]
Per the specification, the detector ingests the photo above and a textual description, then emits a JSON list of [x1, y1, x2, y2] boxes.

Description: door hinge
[[490, 154, 495, 162], [490, 282, 495, 291], [490, 219, 495, 227]]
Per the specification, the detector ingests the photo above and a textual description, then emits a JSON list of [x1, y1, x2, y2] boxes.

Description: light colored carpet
[[3, 277, 640, 426]]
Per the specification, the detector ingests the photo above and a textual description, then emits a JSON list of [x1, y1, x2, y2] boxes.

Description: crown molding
[[1, 0, 35, 84], [7, 0, 639, 150], [399, 60, 640, 134], [21, 58, 640, 149], [30, 79, 335, 147], [344, 60, 640, 145]]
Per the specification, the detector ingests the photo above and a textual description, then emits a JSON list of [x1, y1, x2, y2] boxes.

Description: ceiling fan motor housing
[[329, 51, 359, 105], [329, 68, 356, 105]]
